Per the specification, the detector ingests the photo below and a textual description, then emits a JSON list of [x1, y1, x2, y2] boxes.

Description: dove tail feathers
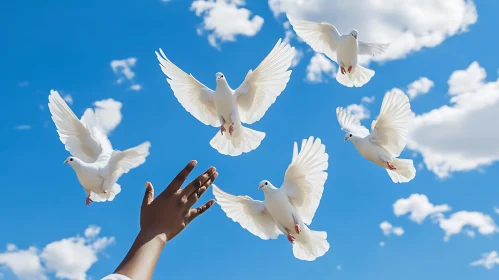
[[386, 158, 416, 183], [210, 125, 265, 157], [89, 184, 122, 203], [336, 65, 375, 88], [293, 225, 330, 261]]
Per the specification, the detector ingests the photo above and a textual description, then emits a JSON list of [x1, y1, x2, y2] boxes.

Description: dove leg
[[219, 116, 226, 135], [386, 162, 397, 170], [347, 65, 352, 73], [229, 111, 238, 136], [85, 195, 93, 206], [275, 222, 295, 243], [340, 61, 346, 75], [291, 212, 301, 234]]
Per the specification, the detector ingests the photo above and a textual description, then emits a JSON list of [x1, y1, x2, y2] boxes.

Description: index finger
[[163, 160, 197, 195]]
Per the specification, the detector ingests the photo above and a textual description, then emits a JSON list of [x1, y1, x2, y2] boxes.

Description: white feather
[[282, 137, 328, 225], [234, 39, 295, 124], [212, 185, 281, 240]]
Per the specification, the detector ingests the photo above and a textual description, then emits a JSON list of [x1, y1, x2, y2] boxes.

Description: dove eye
[[265, 182, 268, 185], [349, 134, 352, 137], [70, 158, 73, 161]]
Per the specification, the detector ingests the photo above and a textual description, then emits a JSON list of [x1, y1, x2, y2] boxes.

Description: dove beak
[[344, 137, 348, 141], [353, 34, 357, 39], [63, 160, 68, 164]]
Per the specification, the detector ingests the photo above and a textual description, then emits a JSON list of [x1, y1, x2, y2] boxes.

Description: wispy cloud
[[18, 81, 29, 88], [471, 251, 499, 269], [13, 125, 32, 130], [305, 53, 336, 83], [110, 57, 142, 91]]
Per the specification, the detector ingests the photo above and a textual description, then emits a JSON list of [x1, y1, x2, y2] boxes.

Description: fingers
[[164, 160, 197, 195], [182, 166, 216, 197], [187, 199, 216, 223], [185, 171, 218, 208], [141, 182, 154, 209]]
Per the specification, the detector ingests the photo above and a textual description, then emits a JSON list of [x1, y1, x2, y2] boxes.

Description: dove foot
[[220, 125, 226, 135], [85, 196, 93, 206], [287, 233, 295, 244], [229, 123, 234, 136], [348, 66, 352, 73], [340, 66, 346, 75], [386, 162, 396, 170], [294, 224, 301, 235]]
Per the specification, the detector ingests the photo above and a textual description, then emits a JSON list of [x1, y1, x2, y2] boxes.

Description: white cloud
[[130, 84, 142, 91], [361, 96, 375, 104], [471, 251, 499, 269], [0, 226, 114, 280], [494, 206, 499, 215], [110, 57, 142, 91], [191, 0, 264, 49], [93, 99, 123, 135], [14, 125, 32, 130], [380, 242, 386, 247], [291, 49, 303, 68], [394, 194, 451, 224], [306, 53, 336, 83], [407, 62, 499, 178], [0, 246, 46, 280], [439, 211, 497, 241], [407, 77, 434, 100], [380, 221, 404, 236], [63, 94, 73, 106], [269, 0, 477, 63], [84, 225, 101, 239], [345, 96, 375, 121], [18, 81, 29, 88]]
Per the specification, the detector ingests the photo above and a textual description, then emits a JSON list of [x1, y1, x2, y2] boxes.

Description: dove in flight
[[155, 39, 295, 156], [213, 137, 330, 261], [337, 90, 416, 183], [48, 90, 151, 205], [287, 14, 389, 87]]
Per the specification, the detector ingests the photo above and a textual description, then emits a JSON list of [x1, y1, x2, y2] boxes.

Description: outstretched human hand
[[140, 160, 217, 243], [113, 160, 217, 280]]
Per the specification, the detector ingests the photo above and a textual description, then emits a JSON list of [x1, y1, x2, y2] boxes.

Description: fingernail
[[190, 160, 198, 166], [212, 172, 218, 178], [208, 167, 216, 174]]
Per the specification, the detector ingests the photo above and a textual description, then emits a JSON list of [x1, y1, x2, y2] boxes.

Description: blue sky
[[2, 0, 499, 279]]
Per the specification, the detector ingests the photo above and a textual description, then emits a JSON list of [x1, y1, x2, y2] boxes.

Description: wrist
[[138, 229, 168, 247]]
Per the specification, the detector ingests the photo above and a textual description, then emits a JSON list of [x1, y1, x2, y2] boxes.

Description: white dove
[[155, 39, 295, 156], [48, 90, 151, 205], [337, 90, 416, 183], [213, 136, 329, 261], [287, 14, 389, 87]]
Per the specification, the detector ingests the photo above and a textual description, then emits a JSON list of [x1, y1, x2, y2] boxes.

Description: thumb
[[142, 182, 154, 208]]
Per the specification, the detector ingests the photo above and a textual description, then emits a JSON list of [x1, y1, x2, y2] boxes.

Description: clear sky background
[[1, 0, 499, 279]]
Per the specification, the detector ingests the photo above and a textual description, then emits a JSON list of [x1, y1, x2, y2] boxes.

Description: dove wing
[[287, 14, 340, 62], [336, 107, 370, 138], [101, 141, 151, 192], [155, 49, 219, 127], [282, 137, 328, 225], [369, 90, 412, 157], [213, 185, 281, 240], [358, 41, 389, 57], [233, 39, 294, 124], [48, 90, 105, 163]]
